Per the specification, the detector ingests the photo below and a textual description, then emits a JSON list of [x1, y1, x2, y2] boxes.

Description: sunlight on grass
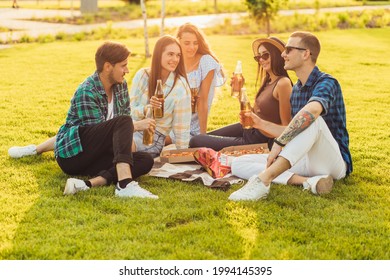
[[1, 28, 390, 259], [0, 164, 40, 254], [225, 203, 259, 259]]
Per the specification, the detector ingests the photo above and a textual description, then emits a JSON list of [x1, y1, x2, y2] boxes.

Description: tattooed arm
[[266, 101, 323, 167], [275, 101, 323, 146]]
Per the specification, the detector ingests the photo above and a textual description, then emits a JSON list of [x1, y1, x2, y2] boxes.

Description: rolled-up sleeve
[[130, 69, 149, 121], [172, 79, 191, 149]]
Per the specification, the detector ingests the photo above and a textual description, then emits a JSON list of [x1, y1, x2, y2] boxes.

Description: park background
[[0, 0, 389, 260]]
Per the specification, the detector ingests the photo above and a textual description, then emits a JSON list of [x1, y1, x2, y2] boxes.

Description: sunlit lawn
[[0, 27, 389, 259]]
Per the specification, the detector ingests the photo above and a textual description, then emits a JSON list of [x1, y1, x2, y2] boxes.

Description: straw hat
[[252, 37, 286, 55]]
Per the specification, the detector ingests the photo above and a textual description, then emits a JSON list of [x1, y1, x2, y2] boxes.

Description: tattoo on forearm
[[276, 110, 316, 145]]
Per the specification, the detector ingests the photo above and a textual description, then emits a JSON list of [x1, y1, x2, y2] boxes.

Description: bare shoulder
[[274, 77, 292, 98], [277, 77, 292, 89], [277, 77, 292, 91]]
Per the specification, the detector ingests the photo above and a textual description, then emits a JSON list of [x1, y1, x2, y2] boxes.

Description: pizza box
[[220, 143, 269, 156], [159, 143, 269, 163], [159, 147, 199, 163]]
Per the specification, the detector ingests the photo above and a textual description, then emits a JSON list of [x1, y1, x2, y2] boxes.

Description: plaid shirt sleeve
[[72, 89, 106, 125], [171, 77, 192, 149], [55, 72, 111, 158], [308, 77, 338, 116], [130, 69, 149, 121], [55, 87, 106, 158]]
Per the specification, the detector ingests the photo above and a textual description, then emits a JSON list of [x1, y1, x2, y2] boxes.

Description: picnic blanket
[[150, 161, 244, 191]]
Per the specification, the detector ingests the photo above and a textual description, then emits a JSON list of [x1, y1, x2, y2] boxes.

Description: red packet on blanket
[[193, 148, 231, 179]]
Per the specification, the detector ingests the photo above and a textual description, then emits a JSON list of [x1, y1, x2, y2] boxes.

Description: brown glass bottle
[[153, 79, 164, 118], [190, 87, 199, 113], [142, 105, 154, 146], [231, 60, 243, 98], [240, 88, 253, 129]]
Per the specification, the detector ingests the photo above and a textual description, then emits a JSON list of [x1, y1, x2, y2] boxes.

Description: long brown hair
[[256, 42, 292, 98], [148, 35, 189, 99]]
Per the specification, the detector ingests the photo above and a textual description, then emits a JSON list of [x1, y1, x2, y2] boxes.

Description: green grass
[[1, 28, 390, 260]]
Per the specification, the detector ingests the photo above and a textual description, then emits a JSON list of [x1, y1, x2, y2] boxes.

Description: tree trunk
[[214, 0, 218, 13], [140, 0, 150, 58], [161, 0, 165, 36], [266, 16, 270, 37]]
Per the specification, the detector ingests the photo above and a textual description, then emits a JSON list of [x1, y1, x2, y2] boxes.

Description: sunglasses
[[254, 52, 270, 62], [285, 46, 308, 54]]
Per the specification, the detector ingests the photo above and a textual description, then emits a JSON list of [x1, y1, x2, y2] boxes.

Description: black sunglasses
[[254, 52, 270, 62], [285, 46, 308, 54]]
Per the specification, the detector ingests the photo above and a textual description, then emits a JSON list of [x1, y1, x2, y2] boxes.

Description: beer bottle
[[240, 87, 253, 129], [153, 79, 164, 118], [143, 105, 154, 146], [189, 77, 199, 114], [231, 60, 243, 98]]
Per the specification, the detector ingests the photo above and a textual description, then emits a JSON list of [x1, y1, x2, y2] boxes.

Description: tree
[[161, 0, 165, 36], [245, 0, 287, 36], [140, 0, 150, 58]]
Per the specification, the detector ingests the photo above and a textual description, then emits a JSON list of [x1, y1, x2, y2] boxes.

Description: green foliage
[[3, 5, 389, 45], [205, 9, 390, 35], [36, 34, 55, 44], [245, 0, 288, 35], [0, 26, 11, 32], [0, 29, 390, 259]]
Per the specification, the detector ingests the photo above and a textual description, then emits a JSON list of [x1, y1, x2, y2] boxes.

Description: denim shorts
[[133, 130, 166, 158]]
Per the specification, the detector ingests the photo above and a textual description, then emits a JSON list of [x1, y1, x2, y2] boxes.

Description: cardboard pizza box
[[159, 147, 199, 163], [159, 143, 269, 163], [220, 143, 269, 156]]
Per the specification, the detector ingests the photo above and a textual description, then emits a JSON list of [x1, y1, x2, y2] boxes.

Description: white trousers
[[231, 117, 347, 184]]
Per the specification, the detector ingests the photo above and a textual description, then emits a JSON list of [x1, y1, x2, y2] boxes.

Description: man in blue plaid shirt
[[55, 41, 158, 199], [230, 31, 352, 201]]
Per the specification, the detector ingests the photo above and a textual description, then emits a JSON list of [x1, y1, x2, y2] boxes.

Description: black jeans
[[189, 122, 273, 151], [56, 116, 154, 184]]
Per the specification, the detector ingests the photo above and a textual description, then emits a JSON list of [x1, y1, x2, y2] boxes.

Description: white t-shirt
[[106, 97, 114, 120]]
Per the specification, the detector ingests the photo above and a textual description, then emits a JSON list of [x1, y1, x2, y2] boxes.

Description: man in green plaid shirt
[[55, 41, 158, 199]]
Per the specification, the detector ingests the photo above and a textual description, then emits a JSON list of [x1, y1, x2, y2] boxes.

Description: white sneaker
[[303, 175, 333, 195], [115, 181, 158, 199], [64, 178, 90, 195], [8, 144, 37, 158], [228, 175, 270, 201]]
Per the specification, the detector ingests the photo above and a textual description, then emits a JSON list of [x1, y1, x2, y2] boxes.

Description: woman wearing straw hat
[[189, 36, 293, 151]]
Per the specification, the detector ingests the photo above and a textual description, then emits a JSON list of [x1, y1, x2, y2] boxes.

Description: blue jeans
[[133, 130, 166, 158]]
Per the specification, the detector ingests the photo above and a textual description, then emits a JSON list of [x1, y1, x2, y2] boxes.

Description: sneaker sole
[[316, 175, 333, 195], [115, 193, 159, 199], [228, 192, 269, 201]]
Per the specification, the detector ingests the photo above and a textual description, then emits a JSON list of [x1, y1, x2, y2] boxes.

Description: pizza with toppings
[[222, 147, 266, 156]]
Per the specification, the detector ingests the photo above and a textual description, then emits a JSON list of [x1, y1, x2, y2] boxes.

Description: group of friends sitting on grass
[[8, 23, 352, 201]]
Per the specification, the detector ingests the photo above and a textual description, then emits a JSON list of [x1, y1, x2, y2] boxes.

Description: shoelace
[[242, 176, 261, 191]]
